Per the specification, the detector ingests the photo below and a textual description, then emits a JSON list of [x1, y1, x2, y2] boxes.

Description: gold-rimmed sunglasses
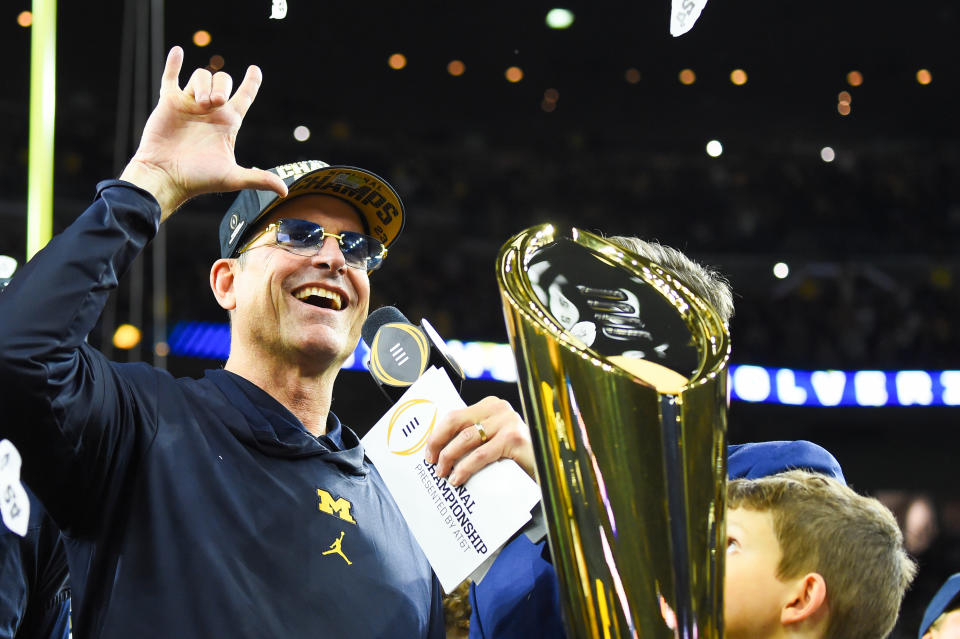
[[236, 218, 387, 271]]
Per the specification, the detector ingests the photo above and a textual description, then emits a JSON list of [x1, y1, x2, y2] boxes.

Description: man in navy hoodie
[[0, 46, 532, 638]]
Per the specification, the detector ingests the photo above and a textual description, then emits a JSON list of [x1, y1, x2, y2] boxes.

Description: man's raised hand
[[119, 46, 287, 220]]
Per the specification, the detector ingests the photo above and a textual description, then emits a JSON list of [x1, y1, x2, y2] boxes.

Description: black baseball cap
[[219, 160, 405, 259]]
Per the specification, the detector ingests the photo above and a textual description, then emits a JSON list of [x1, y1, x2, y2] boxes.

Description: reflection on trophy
[[496, 226, 731, 638]]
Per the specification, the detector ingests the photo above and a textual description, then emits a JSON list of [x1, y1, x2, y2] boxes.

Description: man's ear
[[781, 572, 828, 626], [210, 258, 237, 311]]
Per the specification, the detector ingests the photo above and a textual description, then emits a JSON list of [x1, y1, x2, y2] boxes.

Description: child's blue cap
[[728, 440, 846, 484]]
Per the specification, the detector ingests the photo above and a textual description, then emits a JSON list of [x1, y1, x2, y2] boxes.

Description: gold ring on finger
[[473, 422, 488, 443]]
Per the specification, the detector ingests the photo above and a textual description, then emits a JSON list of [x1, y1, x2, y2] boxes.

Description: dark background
[[2, 1, 958, 635]]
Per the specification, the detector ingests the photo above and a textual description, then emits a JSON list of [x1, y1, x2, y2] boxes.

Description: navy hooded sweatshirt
[[0, 181, 444, 638]]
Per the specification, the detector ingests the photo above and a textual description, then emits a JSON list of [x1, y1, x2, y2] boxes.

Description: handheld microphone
[[361, 306, 465, 403]]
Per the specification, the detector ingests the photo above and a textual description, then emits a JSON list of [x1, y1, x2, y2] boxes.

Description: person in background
[[920, 574, 960, 639], [0, 488, 70, 639], [0, 262, 70, 639]]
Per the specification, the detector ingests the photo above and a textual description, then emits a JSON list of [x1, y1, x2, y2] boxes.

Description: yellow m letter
[[316, 489, 357, 524]]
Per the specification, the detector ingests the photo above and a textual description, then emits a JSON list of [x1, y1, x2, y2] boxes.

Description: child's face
[[724, 507, 797, 639], [926, 610, 960, 638]]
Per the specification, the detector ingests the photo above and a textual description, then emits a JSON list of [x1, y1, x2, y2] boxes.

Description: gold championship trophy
[[496, 226, 731, 638]]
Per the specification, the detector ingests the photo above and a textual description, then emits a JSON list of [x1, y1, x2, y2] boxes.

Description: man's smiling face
[[229, 194, 370, 371]]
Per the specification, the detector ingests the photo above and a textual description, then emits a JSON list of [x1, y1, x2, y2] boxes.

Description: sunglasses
[[236, 218, 387, 271]]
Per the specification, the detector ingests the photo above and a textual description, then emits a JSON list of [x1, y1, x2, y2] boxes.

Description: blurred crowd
[[2, 126, 957, 373], [359, 134, 960, 371]]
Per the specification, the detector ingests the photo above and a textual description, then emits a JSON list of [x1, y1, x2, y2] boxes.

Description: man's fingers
[[210, 71, 234, 107], [423, 407, 469, 466], [159, 47, 184, 96], [185, 67, 215, 106], [494, 423, 536, 479], [229, 65, 264, 119], [427, 396, 533, 485], [447, 443, 500, 487], [434, 421, 486, 479], [443, 411, 525, 485], [229, 168, 289, 198], [424, 399, 496, 467]]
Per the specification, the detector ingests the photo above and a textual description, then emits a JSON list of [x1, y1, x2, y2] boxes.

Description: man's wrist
[[118, 159, 185, 222]]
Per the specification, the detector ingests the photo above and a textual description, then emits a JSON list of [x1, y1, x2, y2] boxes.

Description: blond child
[[726, 470, 916, 639]]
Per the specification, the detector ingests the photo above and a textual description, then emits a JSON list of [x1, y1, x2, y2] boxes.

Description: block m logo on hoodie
[[316, 488, 357, 524]]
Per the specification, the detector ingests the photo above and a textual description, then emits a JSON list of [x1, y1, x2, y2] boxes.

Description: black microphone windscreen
[[362, 306, 411, 347]]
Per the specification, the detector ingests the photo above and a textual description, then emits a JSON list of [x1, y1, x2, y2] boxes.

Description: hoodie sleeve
[[0, 180, 163, 533]]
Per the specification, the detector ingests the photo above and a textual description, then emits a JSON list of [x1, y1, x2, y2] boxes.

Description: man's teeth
[[293, 287, 342, 310]]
